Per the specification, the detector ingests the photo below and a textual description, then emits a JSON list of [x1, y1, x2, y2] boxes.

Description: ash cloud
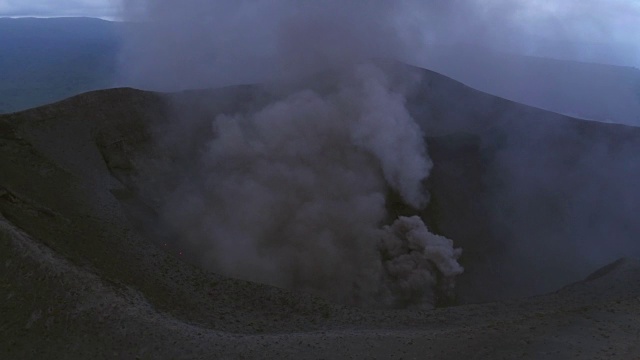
[[119, 1, 640, 91], [119, 0, 462, 308], [117, 0, 640, 125], [118, 1, 422, 91], [116, 0, 639, 308], [161, 64, 447, 306]]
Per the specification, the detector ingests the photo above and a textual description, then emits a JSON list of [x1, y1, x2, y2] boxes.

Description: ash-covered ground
[[2, 63, 640, 358]]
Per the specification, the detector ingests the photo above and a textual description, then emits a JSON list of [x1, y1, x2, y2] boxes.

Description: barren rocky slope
[[1, 65, 640, 359]]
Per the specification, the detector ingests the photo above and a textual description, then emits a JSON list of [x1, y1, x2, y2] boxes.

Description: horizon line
[[0, 15, 121, 21]]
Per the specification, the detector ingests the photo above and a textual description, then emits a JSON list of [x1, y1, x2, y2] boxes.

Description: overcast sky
[[1, 0, 639, 66], [0, 0, 120, 19], [1, 0, 639, 24], [1, 0, 638, 31]]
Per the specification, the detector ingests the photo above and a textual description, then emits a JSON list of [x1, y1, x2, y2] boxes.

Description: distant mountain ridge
[[2, 17, 640, 127], [420, 46, 640, 125]]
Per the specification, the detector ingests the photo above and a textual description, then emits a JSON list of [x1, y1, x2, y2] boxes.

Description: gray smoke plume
[[118, 0, 640, 92], [120, 0, 463, 308], [379, 216, 463, 308], [157, 63, 462, 307], [118, 1, 423, 90]]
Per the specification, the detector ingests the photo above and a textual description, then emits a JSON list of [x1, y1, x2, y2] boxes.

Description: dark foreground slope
[[1, 65, 640, 359]]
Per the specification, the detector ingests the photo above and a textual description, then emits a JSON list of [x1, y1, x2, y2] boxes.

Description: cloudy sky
[[0, 0, 638, 30], [1, 0, 639, 23], [0, 0, 638, 66], [0, 0, 120, 19]]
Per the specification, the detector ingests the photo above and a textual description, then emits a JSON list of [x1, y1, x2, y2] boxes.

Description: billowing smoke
[[162, 64, 458, 307], [119, 1, 462, 308], [118, 1, 423, 90], [118, 0, 640, 92], [118, 1, 640, 126], [379, 216, 463, 308]]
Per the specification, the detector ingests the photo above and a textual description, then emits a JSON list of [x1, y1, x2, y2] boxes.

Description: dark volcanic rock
[[1, 65, 640, 359]]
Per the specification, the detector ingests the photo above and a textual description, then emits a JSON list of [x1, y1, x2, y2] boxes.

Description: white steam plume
[[122, 1, 463, 308]]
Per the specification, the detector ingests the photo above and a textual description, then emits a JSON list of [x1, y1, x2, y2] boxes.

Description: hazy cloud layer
[[119, 0, 640, 92], [410, 0, 640, 67], [118, 1, 425, 90], [0, 0, 119, 19]]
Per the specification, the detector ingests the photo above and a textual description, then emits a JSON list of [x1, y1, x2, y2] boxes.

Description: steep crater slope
[[3, 64, 640, 358], [3, 64, 640, 308]]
